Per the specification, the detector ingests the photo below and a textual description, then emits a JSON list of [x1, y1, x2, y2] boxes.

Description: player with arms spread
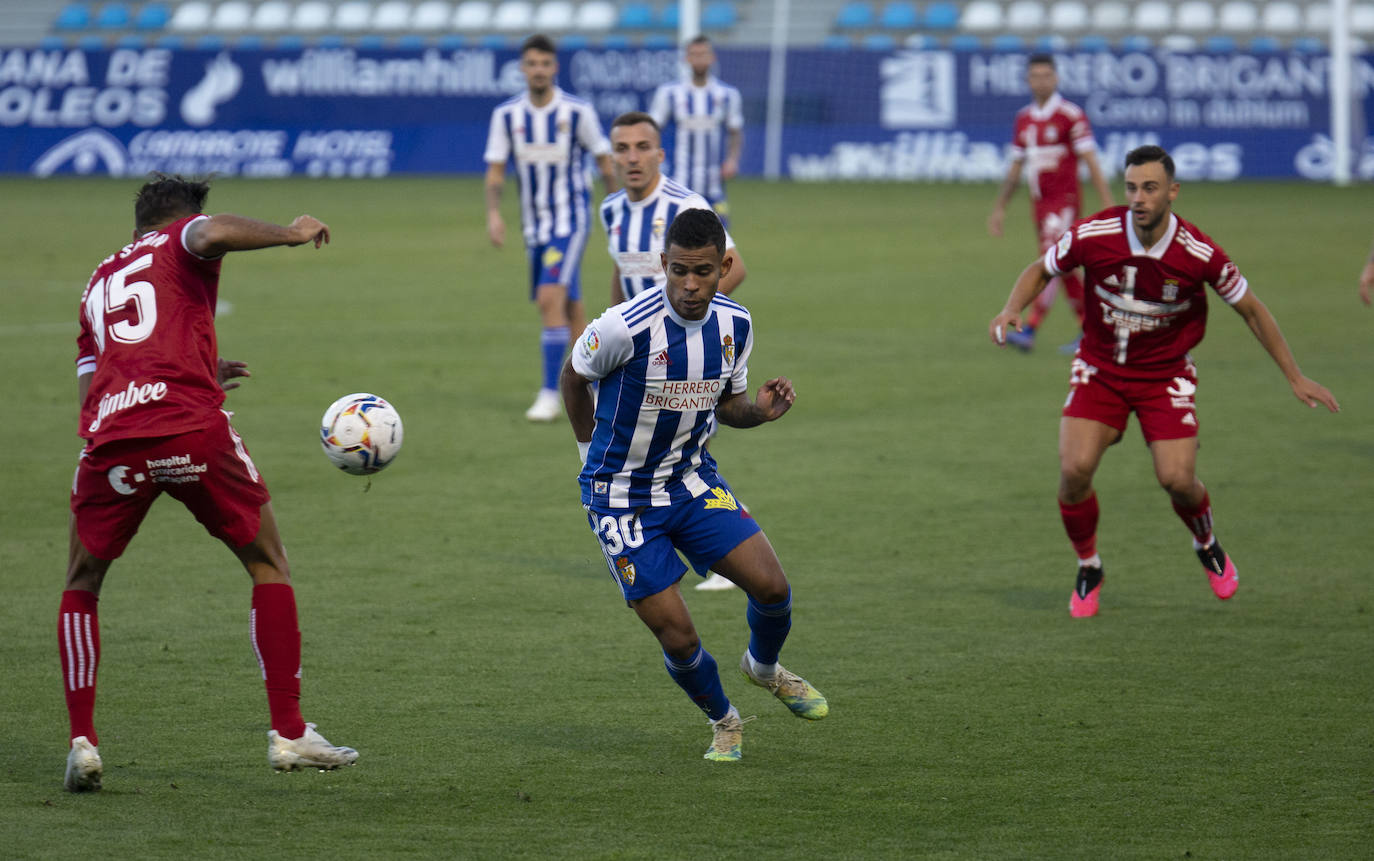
[[988, 53, 1114, 352], [61, 175, 357, 792], [560, 209, 826, 761], [988, 146, 1339, 617], [485, 34, 617, 422]]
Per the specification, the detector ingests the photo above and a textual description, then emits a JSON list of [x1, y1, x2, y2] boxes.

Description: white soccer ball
[[319, 393, 404, 475]]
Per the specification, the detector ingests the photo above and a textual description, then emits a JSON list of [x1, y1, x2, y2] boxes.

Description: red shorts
[[71, 411, 271, 560], [1061, 358, 1200, 443]]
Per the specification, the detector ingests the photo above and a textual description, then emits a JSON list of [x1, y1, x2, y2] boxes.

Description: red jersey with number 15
[[76, 214, 225, 449], [1044, 206, 1248, 379]]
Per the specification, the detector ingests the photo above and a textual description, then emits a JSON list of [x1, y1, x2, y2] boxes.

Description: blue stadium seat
[[78, 35, 106, 50], [643, 33, 674, 48], [1203, 35, 1237, 53], [923, 1, 959, 30], [235, 35, 265, 50], [600, 33, 630, 49], [96, 3, 133, 29], [1119, 34, 1153, 52], [1291, 36, 1324, 54], [1077, 34, 1110, 52], [116, 34, 146, 47], [904, 33, 936, 49], [1034, 34, 1068, 51], [879, 2, 919, 30], [835, 2, 875, 29], [948, 33, 981, 51], [195, 34, 226, 49], [991, 34, 1025, 51], [862, 33, 896, 50], [39, 35, 68, 49], [701, 2, 737, 28], [437, 33, 465, 48], [478, 33, 508, 48], [821, 34, 851, 49], [358, 34, 386, 49], [276, 34, 306, 50], [55, 4, 90, 32], [315, 34, 346, 48], [658, 4, 679, 29], [560, 33, 589, 50], [618, 2, 654, 29], [396, 34, 428, 49], [1247, 35, 1280, 53], [154, 34, 184, 48], [135, 3, 171, 30]]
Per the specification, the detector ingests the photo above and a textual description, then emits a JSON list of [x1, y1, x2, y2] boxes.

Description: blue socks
[[541, 326, 570, 391], [746, 589, 792, 666], [663, 646, 730, 721]]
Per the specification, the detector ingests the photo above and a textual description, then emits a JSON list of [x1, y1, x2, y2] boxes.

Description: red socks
[[1172, 490, 1214, 546], [250, 583, 306, 740], [59, 590, 101, 745], [1059, 494, 1100, 560]]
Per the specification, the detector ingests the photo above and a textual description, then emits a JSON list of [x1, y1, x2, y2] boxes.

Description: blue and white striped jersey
[[600, 175, 737, 300], [484, 87, 611, 246], [648, 77, 744, 204], [571, 288, 753, 508]]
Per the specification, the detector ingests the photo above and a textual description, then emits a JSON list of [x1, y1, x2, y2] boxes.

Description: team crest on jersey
[[1163, 279, 1179, 302], [721, 335, 734, 364], [652, 217, 666, 238], [614, 556, 636, 585], [704, 486, 739, 511]]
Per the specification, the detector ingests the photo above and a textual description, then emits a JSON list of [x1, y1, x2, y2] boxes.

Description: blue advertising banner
[[1, 45, 1370, 180]]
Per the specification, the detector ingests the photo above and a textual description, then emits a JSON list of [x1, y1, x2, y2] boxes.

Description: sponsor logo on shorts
[[1182, 412, 1197, 426], [542, 245, 564, 275], [107, 464, 144, 495], [145, 453, 208, 484], [1168, 376, 1197, 409], [88, 380, 169, 433], [703, 486, 738, 511], [614, 556, 636, 585]]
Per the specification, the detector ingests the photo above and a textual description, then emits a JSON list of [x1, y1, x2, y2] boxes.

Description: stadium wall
[[1, 45, 1370, 180]]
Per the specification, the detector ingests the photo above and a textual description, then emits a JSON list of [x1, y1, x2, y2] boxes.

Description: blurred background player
[[600, 111, 748, 590], [987, 53, 1113, 353], [989, 146, 1339, 618], [485, 34, 617, 422], [649, 35, 744, 228], [62, 175, 357, 792], [561, 209, 827, 761], [1359, 235, 1374, 305]]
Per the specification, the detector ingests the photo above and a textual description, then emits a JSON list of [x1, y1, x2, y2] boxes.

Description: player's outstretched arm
[[186, 214, 330, 257], [1231, 291, 1340, 413], [989, 260, 1052, 346], [1083, 149, 1115, 208], [716, 377, 795, 429]]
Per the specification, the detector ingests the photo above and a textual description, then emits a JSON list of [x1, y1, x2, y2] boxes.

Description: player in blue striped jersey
[[484, 34, 616, 422], [560, 209, 827, 762], [648, 36, 744, 227], [601, 111, 747, 305]]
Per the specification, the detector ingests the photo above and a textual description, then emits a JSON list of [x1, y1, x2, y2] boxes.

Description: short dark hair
[[1027, 52, 1055, 69], [686, 35, 712, 49], [1124, 145, 1175, 180], [664, 208, 726, 256], [611, 111, 661, 137], [135, 173, 210, 231], [521, 34, 556, 55]]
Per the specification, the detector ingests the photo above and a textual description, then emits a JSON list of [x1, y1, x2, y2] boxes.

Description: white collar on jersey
[[1028, 92, 1063, 121], [521, 86, 564, 112], [664, 295, 712, 329], [1125, 212, 1179, 259]]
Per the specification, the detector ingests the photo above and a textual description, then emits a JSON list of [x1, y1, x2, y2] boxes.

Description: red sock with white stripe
[[59, 590, 101, 745], [1172, 489, 1214, 548], [1059, 493, 1100, 563], [250, 583, 306, 740]]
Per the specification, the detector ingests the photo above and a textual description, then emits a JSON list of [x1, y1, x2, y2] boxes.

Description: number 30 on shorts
[[593, 513, 644, 555]]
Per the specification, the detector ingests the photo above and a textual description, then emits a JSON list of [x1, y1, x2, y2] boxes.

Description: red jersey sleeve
[[76, 274, 98, 378], [1069, 112, 1096, 154], [1043, 224, 1081, 276], [1180, 222, 1249, 306]]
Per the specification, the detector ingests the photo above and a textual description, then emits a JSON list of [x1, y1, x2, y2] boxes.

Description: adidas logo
[[650, 350, 670, 367]]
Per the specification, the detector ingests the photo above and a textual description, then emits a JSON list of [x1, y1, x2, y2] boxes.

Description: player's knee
[[1156, 471, 1193, 497], [659, 630, 701, 661]]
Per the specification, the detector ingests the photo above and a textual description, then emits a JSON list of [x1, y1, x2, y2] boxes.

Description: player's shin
[[250, 583, 306, 739], [664, 646, 731, 722], [59, 590, 101, 745], [541, 326, 570, 391], [745, 589, 792, 674], [1171, 488, 1214, 547], [1059, 493, 1100, 562]]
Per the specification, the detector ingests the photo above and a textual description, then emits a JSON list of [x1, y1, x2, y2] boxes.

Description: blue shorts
[[527, 231, 587, 300], [584, 478, 761, 603]]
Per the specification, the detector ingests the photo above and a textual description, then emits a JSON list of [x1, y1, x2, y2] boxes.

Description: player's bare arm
[[1360, 250, 1374, 306], [723, 128, 742, 180], [1230, 291, 1340, 412], [1082, 150, 1115, 207], [987, 160, 1024, 237], [484, 161, 506, 248], [989, 259, 1053, 345], [185, 214, 330, 257], [559, 359, 596, 444], [715, 377, 795, 428], [596, 154, 619, 194], [610, 264, 626, 305], [719, 249, 747, 296]]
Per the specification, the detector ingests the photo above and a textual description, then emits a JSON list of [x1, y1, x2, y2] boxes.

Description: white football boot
[[524, 389, 562, 422], [694, 573, 738, 591], [64, 736, 103, 792], [267, 723, 359, 771]]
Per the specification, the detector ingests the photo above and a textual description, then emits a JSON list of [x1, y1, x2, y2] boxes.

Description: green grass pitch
[[1, 176, 1370, 859]]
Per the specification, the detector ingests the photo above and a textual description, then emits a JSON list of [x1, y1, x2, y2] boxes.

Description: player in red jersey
[[61, 175, 357, 792], [988, 53, 1114, 352], [988, 146, 1339, 617]]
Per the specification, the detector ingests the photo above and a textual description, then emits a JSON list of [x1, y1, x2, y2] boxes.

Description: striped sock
[[541, 326, 570, 392], [59, 590, 101, 745], [664, 645, 730, 722], [251, 583, 306, 740], [1172, 489, 1214, 547]]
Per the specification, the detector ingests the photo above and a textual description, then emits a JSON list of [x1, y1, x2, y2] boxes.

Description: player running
[[61, 175, 357, 792], [988, 53, 1113, 352], [485, 34, 616, 422], [649, 35, 744, 228], [988, 145, 1339, 617], [561, 208, 827, 761]]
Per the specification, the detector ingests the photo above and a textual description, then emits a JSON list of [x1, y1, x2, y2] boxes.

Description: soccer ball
[[320, 393, 404, 475]]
